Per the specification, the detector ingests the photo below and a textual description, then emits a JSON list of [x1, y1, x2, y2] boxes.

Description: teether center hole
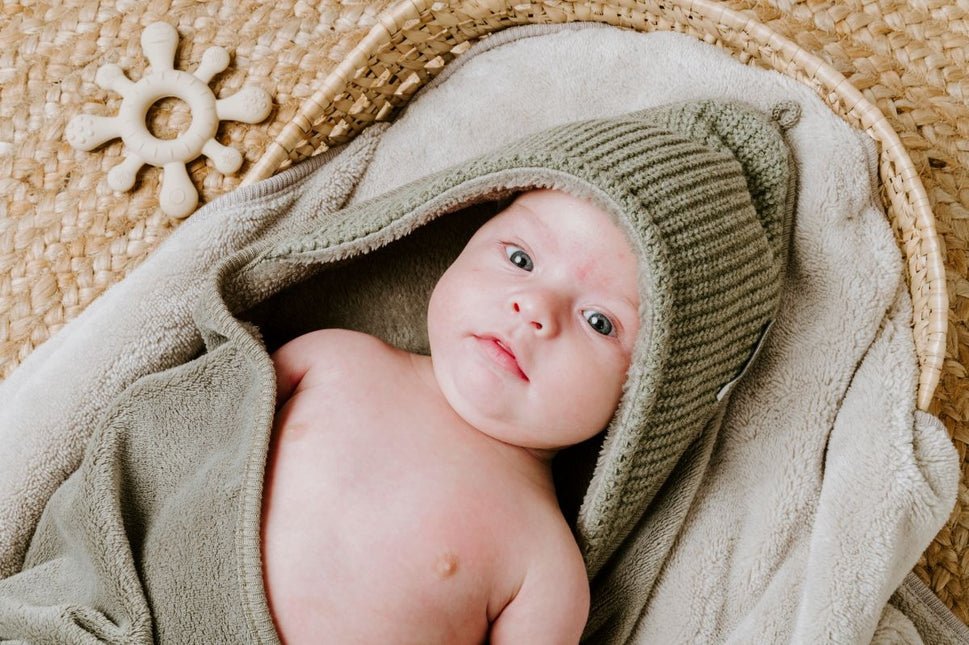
[[145, 96, 192, 140]]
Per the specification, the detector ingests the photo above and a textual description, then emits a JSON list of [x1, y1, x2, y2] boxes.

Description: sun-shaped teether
[[66, 22, 272, 218]]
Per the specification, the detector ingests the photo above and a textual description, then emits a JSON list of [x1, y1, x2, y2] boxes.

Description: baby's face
[[427, 189, 641, 451]]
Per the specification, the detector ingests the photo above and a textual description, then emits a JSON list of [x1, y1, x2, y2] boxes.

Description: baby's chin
[[429, 354, 604, 452], [455, 407, 595, 456], [442, 392, 549, 451]]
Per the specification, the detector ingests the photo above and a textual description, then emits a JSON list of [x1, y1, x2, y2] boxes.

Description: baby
[[260, 189, 641, 644]]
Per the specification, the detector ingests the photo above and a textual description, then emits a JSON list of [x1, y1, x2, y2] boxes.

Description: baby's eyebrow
[[617, 294, 639, 314], [508, 201, 555, 241]]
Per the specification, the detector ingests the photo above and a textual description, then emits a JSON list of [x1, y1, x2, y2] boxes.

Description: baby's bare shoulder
[[271, 329, 404, 402], [279, 328, 391, 355], [278, 329, 398, 371]]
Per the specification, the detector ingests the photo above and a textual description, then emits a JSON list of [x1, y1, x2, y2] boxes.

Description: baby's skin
[[260, 190, 641, 643]]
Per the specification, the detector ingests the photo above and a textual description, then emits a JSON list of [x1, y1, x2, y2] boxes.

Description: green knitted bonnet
[[252, 99, 797, 579]]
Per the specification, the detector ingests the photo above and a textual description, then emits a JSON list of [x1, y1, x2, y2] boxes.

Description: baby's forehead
[[496, 189, 608, 225], [504, 188, 595, 215], [491, 190, 634, 250]]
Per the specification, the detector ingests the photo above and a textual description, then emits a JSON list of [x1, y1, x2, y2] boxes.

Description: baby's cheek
[[560, 356, 606, 403], [589, 355, 629, 416]]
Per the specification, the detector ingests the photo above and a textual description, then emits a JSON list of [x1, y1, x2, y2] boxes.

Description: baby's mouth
[[476, 335, 529, 382]]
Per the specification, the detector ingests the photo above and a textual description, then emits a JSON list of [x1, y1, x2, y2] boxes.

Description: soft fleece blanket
[[0, 24, 963, 643]]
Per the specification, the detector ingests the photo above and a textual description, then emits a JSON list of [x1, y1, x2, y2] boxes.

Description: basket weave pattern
[[2, 0, 968, 626]]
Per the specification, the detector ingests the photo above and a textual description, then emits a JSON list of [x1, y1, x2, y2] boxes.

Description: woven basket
[[3, 0, 968, 627], [243, 0, 947, 415]]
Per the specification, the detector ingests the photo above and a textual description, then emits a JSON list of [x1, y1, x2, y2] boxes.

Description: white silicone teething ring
[[65, 22, 273, 218]]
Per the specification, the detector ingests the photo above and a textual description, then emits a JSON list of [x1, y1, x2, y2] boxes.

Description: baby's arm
[[270, 332, 320, 406], [489, 544, 590, 644]]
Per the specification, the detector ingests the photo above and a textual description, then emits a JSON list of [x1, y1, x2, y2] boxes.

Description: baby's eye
[[583, 310, 615, 336], [505, 245, 534, 271]]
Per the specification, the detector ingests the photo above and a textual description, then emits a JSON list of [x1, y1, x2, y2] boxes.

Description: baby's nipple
[[435, 551, 459, 579]]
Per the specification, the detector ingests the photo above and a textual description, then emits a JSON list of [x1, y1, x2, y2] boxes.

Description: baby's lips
[[497, 337, 526, 377], [478, 334, 529, 382]]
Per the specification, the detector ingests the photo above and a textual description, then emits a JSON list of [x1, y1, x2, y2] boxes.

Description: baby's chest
[[266, 394, 532, 630], [285, 409, 516, 571]]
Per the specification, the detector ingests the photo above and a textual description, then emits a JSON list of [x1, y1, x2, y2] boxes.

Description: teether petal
[[196, 47, 231, 84], [202, 139, 243, 175], [159, 162, 199, 219], [95, 64, 134, 94], [65, 114, 119, 151], [66, 22, 274, 218], [107, 156, 143, 192], [216, 86, 273, 124], [141, 23, 179, 72]]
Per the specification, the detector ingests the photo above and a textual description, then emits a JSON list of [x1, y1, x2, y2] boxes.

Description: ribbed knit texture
[[267, 99, 797, 576]]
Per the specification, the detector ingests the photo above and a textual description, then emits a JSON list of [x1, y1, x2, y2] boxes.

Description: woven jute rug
[[2, 0, 968, 626]]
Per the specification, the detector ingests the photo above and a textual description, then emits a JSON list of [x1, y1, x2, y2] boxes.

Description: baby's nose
[[512, 292, 560, 336]]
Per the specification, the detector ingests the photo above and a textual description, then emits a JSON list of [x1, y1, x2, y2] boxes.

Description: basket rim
[[243, 0, 948, 412]]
